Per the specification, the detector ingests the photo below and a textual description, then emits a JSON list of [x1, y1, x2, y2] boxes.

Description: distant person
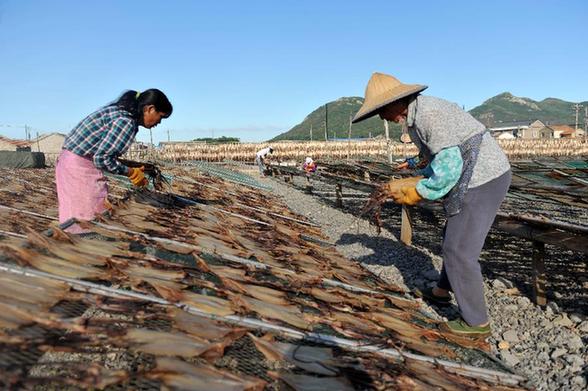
[[353, 72, 511, 337], [255, 146, 273, 177], [56, 89, 172, 233], [303, 156, 317, 173]]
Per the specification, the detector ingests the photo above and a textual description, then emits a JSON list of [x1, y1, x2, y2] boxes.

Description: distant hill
[[469, 92, 587, 128], [272, 93, 586, 141], [271, 97, 403, 142]]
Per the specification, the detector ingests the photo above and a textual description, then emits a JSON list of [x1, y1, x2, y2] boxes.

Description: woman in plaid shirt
[[56, 89, 172, 233]]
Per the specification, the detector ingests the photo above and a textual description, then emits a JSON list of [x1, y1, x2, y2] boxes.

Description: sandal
[[414, 287, 451, 306]]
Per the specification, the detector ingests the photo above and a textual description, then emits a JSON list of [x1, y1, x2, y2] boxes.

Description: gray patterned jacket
[[407, 95, 510, 189]]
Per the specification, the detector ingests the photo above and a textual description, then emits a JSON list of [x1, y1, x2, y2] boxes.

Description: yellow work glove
[[391, 186, 422, 205], [127, 166, 148, 187], [382, 176, 424, 205], [382, 176, 423, 194]]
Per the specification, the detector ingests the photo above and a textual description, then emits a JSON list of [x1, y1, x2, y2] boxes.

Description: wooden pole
[[335, 183, 343, 208], [400, 206, 413, 246], [324, 103, 328, 141], [305, 175, 313, 194], [532, 241, 547, 306], [149, 128, 154, 160], [384, 120, 393, 164], [347, 114, 352, 160]]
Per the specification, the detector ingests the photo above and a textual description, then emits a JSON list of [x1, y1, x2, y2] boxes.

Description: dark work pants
[[437, 170, 512, 326]]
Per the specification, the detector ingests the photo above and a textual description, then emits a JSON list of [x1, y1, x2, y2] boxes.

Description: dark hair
[[110, 89, 173, 125], [269, 147, 274, 153]]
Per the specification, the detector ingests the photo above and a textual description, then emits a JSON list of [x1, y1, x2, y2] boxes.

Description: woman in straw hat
[[353, 72, 511, 337]]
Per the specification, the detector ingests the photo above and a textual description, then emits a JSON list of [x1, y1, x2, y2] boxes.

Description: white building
[[31, 133, 66, 165]]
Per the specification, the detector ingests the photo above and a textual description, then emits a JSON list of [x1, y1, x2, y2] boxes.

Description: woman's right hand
[[127, 166, 148, 187]]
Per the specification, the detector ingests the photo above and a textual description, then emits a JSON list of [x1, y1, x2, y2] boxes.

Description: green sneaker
[[414, 287, 451, 306], [440, 318, 491, 337]]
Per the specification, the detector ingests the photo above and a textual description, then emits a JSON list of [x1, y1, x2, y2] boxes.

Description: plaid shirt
[[63, 106, 138, 175]]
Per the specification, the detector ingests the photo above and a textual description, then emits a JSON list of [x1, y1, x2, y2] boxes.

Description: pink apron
[[55, 150, 108, 233]]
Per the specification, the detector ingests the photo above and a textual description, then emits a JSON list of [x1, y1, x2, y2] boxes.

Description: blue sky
[[0, 0, 586, 143]]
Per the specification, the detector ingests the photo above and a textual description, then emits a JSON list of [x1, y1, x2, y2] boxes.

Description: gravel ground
[[255, 172, 588, 391]]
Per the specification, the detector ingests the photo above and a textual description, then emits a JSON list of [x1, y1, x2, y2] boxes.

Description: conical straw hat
[[352, 72, 427, 123]]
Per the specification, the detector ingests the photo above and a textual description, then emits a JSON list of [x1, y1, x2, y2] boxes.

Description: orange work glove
[[391, 186, 422, 205], [127, 166, 148, 187]]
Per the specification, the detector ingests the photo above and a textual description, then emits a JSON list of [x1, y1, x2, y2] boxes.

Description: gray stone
[[569, 313, 582, 323], [553, 314, 574, 328], [565, 354, 584, 368], [572, 376, 587, 388], [492, 279, 507, 290], [566, 335, 584, 351], [546, 301, 560, 314], [504, 304, 519, 312], [537, 352, 550, 362], [502, 330, 519, 343], [536, 342, 549, 351], [422, 269, 439, 281], [500, 351, 520, 367], [521, 331, 530, 340], [577, 321, 588, 333], [550, 348, 567, 359], [553, 291, 563, 299], [496, 277, 515, 289], [516, 296, 531, 306]]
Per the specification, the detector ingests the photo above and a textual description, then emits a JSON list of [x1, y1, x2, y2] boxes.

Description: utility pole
[[149, 128, 154, 159], [584, 106, 588, 136], [573, 104, 583, 130], [167, 129, 170, 142], [324, 103, 328, 141], [384, 120, 393, 164], [347, 115, 352, 159], [310, 124, 313, 141]]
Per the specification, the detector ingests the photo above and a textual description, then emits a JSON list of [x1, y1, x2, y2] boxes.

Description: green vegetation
[[192, 136, 240, 144], [271, 97, 403, 142], [469, 92, 587, 127], [273, 93, 587, 141]]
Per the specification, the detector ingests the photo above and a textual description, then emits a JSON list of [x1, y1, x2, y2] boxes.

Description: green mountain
[[469, 92, 587, 128], [272, 93, 586, 141], [271, 97, 402, 141]]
